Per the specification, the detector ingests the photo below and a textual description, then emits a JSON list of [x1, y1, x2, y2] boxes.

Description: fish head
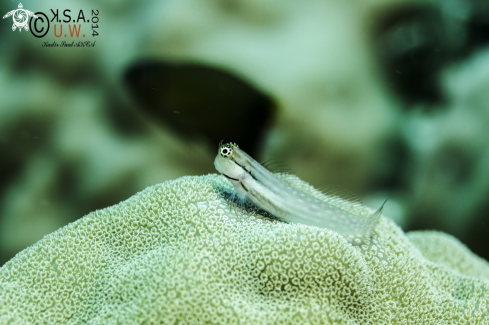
[[214, 142, 246, 182]]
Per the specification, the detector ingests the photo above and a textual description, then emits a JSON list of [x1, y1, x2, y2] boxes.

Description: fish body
[[214, 142, 384, 242]]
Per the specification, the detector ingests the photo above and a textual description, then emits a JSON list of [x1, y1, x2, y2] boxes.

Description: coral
[[0, 174, 488, 324], [407, 231, 489, 280]]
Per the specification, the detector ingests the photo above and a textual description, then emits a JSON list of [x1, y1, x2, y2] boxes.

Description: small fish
[[214, 142, 385, 243]]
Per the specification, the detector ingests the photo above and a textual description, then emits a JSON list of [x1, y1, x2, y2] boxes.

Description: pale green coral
[[1, 174, 488, 324]]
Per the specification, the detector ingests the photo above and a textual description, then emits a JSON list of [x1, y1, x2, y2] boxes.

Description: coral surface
[[0, 174, 488, 324]]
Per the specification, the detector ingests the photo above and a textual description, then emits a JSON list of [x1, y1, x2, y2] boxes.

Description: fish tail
[[364, 200, 387, 238]]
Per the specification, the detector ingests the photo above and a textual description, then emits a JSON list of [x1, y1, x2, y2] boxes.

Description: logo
[[2, 5, 99, 47], [2, 3, 38, 32]]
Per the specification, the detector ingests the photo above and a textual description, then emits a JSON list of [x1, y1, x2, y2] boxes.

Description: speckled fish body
[[214, 142, 384, 241]]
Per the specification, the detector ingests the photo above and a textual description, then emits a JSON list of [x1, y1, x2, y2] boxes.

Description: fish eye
[[220, 146, 232, 157]]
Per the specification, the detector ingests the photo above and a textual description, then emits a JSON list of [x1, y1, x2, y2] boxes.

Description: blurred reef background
[[1, 0, 489, 266]]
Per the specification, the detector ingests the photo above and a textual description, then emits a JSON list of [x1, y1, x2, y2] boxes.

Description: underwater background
[[1, 0, 488, 266]]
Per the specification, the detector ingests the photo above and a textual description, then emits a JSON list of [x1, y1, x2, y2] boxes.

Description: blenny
[[214, 142, 385, 243]]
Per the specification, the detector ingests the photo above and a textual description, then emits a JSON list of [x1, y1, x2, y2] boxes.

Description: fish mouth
[[222, 173, 239, 182]]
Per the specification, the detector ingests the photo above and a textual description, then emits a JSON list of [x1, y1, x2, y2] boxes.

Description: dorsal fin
[[274, 175, 364, 207], [317, 185, 363, 206], [260, 158, 291, 173]]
